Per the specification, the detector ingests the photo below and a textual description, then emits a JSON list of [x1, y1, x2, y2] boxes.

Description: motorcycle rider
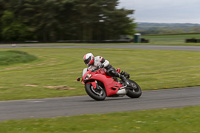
[[83, 53, 129, 86]]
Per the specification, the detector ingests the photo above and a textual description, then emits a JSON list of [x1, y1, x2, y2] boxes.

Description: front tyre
[[85, 82, 106, 101], [126, 80, 142, 98]]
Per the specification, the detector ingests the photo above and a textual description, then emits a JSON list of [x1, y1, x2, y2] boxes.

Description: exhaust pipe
[[116, 88, 127, 95]]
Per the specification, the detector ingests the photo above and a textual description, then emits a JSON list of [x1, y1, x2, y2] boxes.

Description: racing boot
[[119, 74, 130, 86]]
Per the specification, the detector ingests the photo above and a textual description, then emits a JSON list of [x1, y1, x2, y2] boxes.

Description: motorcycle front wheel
[[85, 81, 106, 101], [126, 79, 142, 98]]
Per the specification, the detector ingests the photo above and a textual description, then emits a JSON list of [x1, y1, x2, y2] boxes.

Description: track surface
[[0, 44, 200, 121], [0, 87, 200, 121], [1, 44, 200, 51]]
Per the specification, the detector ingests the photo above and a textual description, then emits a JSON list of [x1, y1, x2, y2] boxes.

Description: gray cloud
[[118, 0, 200, 23]]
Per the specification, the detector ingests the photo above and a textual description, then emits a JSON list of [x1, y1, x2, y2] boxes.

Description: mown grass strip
[[0, 106, 199, 133]]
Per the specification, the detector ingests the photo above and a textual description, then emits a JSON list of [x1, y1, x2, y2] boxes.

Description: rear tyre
[[126, 80, 142, 98], [85, 81, 106, 101]]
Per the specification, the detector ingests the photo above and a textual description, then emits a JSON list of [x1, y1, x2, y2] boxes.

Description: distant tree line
[[0, 0, 135, 42], [137, 22, 200, 35]]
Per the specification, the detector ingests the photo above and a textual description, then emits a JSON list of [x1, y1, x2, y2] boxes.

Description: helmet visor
[[84, 56, 91, 65]]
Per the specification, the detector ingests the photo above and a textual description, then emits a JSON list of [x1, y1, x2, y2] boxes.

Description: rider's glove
[[96, 65, 104, 70], [100, 64, 104, 68], [96, 66, 101, 70]]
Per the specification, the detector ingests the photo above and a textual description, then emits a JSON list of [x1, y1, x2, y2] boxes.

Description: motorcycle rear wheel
[[126, 80, 142, 98], [85, 81, 106, 101]]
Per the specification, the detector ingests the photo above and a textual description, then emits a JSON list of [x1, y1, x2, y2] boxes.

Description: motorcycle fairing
[[89, 74, 123, 96]]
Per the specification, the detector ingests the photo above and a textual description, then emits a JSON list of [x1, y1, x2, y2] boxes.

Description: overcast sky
[[118, 0, 200, 24]]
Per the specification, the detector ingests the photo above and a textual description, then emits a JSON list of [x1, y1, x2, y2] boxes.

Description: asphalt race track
[[0, 87, 200, 121], [1, 44, 200, 51], [0, 44, 200, 121]]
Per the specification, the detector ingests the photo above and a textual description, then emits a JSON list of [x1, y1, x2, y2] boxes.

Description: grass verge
[[0, 50, 37, 65], [143, 33, 200, 44], [0, 106, 199, 133], [0, 48, 200, 100], [2, 42, 200, 46]]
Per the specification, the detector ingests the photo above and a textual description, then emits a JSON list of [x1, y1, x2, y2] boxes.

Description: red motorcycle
[[77, 68, 142, 101]]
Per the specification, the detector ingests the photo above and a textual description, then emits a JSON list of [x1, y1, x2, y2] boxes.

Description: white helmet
[[83, 53, 94, 66]]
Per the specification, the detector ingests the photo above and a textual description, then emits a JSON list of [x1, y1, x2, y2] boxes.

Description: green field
[[143, 33, 200, 44], [0, 106, 199, 133], [0, 46, 200, 132], [0, 48, 200, 100]]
